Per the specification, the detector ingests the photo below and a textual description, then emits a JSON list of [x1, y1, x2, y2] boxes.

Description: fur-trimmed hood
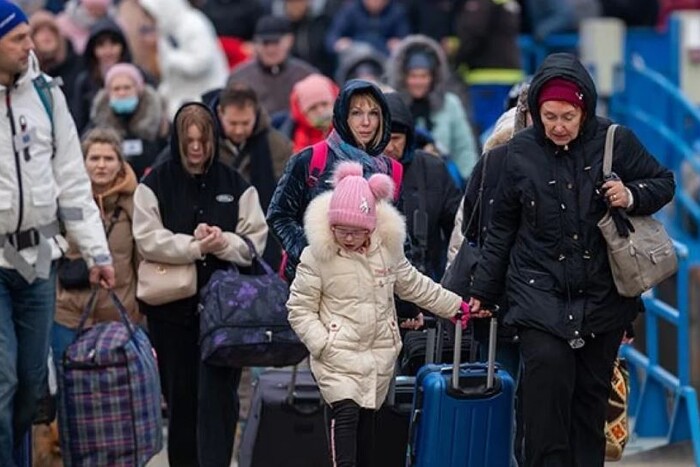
[[387, 34, 450, 111], [304, 191, 406, 263], [90, 85, 164, 141]]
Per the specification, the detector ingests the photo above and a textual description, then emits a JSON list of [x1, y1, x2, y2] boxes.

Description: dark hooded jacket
[[267, 80, 396, 282], [470, 53, 675, 340], [385, 92, 461, 281], [71, 18, 132, 132], [137, 103, 264, 324]]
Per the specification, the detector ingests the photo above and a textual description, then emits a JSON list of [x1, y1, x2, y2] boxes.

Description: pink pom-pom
[[368, 173, 395, 201], [333, 161, 363, 186]]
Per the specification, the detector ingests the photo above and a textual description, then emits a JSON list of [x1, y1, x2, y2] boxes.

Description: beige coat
[[56, 164, 141, 328], [287, 192, 461, 409]]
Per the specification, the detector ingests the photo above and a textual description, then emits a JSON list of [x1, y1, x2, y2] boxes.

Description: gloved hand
[[450, 301, 470, 330]]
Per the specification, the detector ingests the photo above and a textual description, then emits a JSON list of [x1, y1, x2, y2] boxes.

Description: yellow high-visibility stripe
[[460, 67, 525, 84]]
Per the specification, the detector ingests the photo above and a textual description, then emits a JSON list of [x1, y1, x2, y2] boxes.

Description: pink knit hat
[[293, 74, 339, 114], [104, 63, 144, 92], [328, 162, 394, 232]]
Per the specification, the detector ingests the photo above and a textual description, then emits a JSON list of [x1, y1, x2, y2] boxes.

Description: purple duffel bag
[[199, 237, 307, 368]]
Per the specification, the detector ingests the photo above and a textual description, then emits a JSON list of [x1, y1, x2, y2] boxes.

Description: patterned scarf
[[325, 129, 389, 174]]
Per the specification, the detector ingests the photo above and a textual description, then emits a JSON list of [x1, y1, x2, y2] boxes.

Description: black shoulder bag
[[441, 153, 489, 298], [57, 205, 122, 290]]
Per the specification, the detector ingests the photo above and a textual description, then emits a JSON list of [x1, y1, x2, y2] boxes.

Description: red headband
[[538, 78, 586, 111]]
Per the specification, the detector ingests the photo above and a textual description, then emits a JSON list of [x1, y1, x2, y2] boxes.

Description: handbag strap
[[104, 205, 122, 239], [463, 152, 490, 244], [602, 124, 619, 178], [75, 289, 136, 339], [239, 235, 276, 276]]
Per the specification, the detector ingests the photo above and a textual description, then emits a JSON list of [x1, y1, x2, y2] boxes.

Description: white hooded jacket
[[0, 53, 110, 274], [139, 0, 229, 119]]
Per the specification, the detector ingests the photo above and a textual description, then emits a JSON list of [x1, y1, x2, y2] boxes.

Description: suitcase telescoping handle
[[451, 306, 499, 391]]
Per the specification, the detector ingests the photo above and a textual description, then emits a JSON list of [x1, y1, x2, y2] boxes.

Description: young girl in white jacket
[[287, 161, 469, 467]]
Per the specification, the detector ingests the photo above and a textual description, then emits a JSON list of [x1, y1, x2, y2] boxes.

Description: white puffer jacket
[[287, 192, 461, 409], [0, 53, 110, 270], [139, 0, 229, 119]]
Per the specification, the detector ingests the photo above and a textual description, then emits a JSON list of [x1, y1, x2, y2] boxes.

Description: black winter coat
[[470, 53, 675, 340], [139, 103, 252, 324], [403, 151, 462, 280]]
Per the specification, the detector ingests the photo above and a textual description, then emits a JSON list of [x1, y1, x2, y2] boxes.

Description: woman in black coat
[[469, 53, 675, 467]]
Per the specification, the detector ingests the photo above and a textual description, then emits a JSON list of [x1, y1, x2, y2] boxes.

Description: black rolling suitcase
[[13, 430, 31, 467], [399, 318, 478, 376], [238, 366, 330, 467], [374, 323, 442, 466]]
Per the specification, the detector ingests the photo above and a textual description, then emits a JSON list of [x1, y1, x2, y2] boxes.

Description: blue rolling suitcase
[[407, 315, 515, 467]]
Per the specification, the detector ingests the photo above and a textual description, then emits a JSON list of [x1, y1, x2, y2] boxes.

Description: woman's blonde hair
[[175, 105, 215, 171], [348, 91, 384, 150]]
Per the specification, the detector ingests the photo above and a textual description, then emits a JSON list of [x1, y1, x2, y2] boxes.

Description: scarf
[[325, 129, 389, 175]]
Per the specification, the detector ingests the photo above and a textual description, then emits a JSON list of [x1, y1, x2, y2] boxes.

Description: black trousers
[[519, 327, 623, 467], [148, 318, 242, 467], [325, 399, 376, 467]]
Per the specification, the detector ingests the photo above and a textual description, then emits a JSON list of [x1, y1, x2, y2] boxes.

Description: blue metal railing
[[609, 54, 700, 244], [620, 243, 700, 465]]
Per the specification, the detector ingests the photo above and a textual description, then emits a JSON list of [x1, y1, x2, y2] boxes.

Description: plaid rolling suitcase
[[407, 315, 515, 467], [58, 290, 163, 466], [238, 366, 330, 467]]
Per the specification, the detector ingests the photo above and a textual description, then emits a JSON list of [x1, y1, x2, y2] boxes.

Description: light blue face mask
[[110, 96, 139, 115]]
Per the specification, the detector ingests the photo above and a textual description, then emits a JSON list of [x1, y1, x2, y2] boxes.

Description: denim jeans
[[50, 322, 77, 363], [0, 264, 56, 465]]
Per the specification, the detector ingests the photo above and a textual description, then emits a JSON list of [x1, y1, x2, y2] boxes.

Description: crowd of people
[[0, 0, 689, 466]]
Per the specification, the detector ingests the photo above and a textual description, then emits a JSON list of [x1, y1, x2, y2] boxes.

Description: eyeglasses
[[332, 227, 370, 238]]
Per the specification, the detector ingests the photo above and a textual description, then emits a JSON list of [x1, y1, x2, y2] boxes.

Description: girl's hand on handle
[[450, 301, 470, 330]]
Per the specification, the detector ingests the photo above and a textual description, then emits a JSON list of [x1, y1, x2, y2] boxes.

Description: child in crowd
[[287, 161, 469, 467]]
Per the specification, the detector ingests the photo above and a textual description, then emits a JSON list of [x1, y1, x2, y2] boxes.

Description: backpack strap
[[306, 141, 403, 202], [306, 141, 329, 188], [32, 74, 60, 159], [389, 158, 403, 202]]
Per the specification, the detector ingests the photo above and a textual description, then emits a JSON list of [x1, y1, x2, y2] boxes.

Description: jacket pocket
[[522, 190, 538, 230], [321, 320, 342, 357], [31, 186, 55, 207], [0, 189, 12, 211]]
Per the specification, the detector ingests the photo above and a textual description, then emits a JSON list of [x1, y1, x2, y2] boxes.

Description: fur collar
[[90, 86, 164, 141], [304, 191, 406, 263], [387, 35, 450, 112]]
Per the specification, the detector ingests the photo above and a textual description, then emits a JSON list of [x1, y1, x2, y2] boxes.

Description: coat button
[[569, 315, 574, 321], [567, 183, 573, 189], [528, 279, 535, 284], [578, 289, 584, 294], [574, 330, 580, 336], [560, 203, 566, 210], [572, 234, 578, 240]]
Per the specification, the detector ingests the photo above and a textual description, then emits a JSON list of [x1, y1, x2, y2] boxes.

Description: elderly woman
[[89, 62, 168, 179], [469, 53, 675, 467], [132, 102, 268, 466], [267, 79, 400, 283], [52, 128, 140, 360]]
